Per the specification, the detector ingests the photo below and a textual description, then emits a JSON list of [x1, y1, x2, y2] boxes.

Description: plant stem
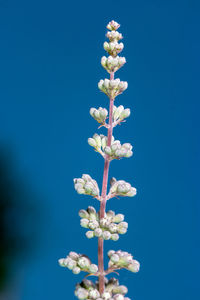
[[98, 72, 114, 295]]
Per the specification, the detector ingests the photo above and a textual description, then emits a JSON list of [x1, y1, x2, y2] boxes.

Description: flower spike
[[59, 20, 140, 300]]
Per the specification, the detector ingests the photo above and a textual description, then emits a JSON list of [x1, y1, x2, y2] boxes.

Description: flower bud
[[80, 218, 89, 228], [113, 105, 124, 120], [104, 146, 112, 155], [87, 206, 97, 220], [102, 231, 111, 240], [82, 278, 95, 288], [101, 56, 107, 66], [94, 110, 100, 120], [104, 78, 110, 89], [86, 231, 94, 239], [126, 187, 137, 197], [72, 266, 81, 274], [124, 150, 133, 158], [90, 107, 96, 116], [113, 214, 124, 223], [118, 221, 128, 229], [119, 108, 130, 120], [107, 55, 113, 65], [78, 257, 90, 268], [122, 143, 132, 150], [123, 82, 128, 90], [99, 108, 108, 120], [84, 182, 94, 194], [76, 288, 89, 300], [89, 289, 100, 299], [117, 182, 131, 194], [115, 149, 126, 157], [89, 264, 98, 273], [100, 217, 110, 227], [103, 41, 109, 51], [58, 258, 65, 267], [88, 220, 99, 230], [98, 79, 104, 89], [69, 251, 79, 260], [76, 178, 85, 184], [106, 210, 115, 218], [94, 228, 103, 237], [111, 233, 119, 241], [101, 136, 107, 150], [79, 209, 89, 219], [102, 291, 112, 300], [93, 134, 102, 148], [76, 187, 85, 194], [111, 254, 120, 263], [111, 141, 120, 152], [128, 260, 140, 273], [108, 223, 118, 233], [67, 258, 77, 270], [108, 250, 115, 257], [107, 20, 120, 31], [117, 42, 124, 52], [119, 57, 126, 65], [113, 285, 128, 295], [88, 138, 97, 147]]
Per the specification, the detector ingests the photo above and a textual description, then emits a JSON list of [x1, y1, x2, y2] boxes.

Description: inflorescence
[[75, 278, 131, 300], [89, 105, 130, 128], [59, 252, 98, 275], [79, 206, 128, 241], [88, 134, 133, 160], [58, 20, 140, 300], [108, 250, 140, 273]]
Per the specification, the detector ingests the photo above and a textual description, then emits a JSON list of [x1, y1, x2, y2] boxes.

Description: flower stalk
[[98, 71, 114, 294]]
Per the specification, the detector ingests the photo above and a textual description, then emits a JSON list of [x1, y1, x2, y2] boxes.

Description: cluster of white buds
[[98, 79, 128, 99], [106, 31, 123, 42], [108, 178, 137, 198], [107, 20, 120, 31], [90, 105, 130, 128], [108, 250, 140, 273], [104, 140, 133, 159], [79, 207, 128, 241], [101, 56, 126, 74], [58, 252, 98, 275], [75, 278, 130, 300], [113, 105, 130, 123], [88, 134, 112, 157], [74, 174, 100, 197], [90, 107, 108, 125], [103, 42, 124, 58], [75, 279, 99, 300], [88, 134, 133, 160], [103, 21, 124, 57]]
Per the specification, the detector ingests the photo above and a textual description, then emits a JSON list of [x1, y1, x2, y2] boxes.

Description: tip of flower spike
[[107, 20, 120, 31]]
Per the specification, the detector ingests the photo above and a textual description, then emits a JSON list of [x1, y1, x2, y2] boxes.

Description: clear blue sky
[[0, 0, 200, 300]]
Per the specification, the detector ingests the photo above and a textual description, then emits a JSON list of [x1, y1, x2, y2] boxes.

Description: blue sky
[[0, 0, 200, 300]]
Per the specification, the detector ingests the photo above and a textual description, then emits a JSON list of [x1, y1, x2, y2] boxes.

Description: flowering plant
[[59, 20, 140, 300]]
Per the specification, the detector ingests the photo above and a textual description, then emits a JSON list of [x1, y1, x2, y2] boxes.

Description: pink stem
[[98, 72, 114, 295]]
